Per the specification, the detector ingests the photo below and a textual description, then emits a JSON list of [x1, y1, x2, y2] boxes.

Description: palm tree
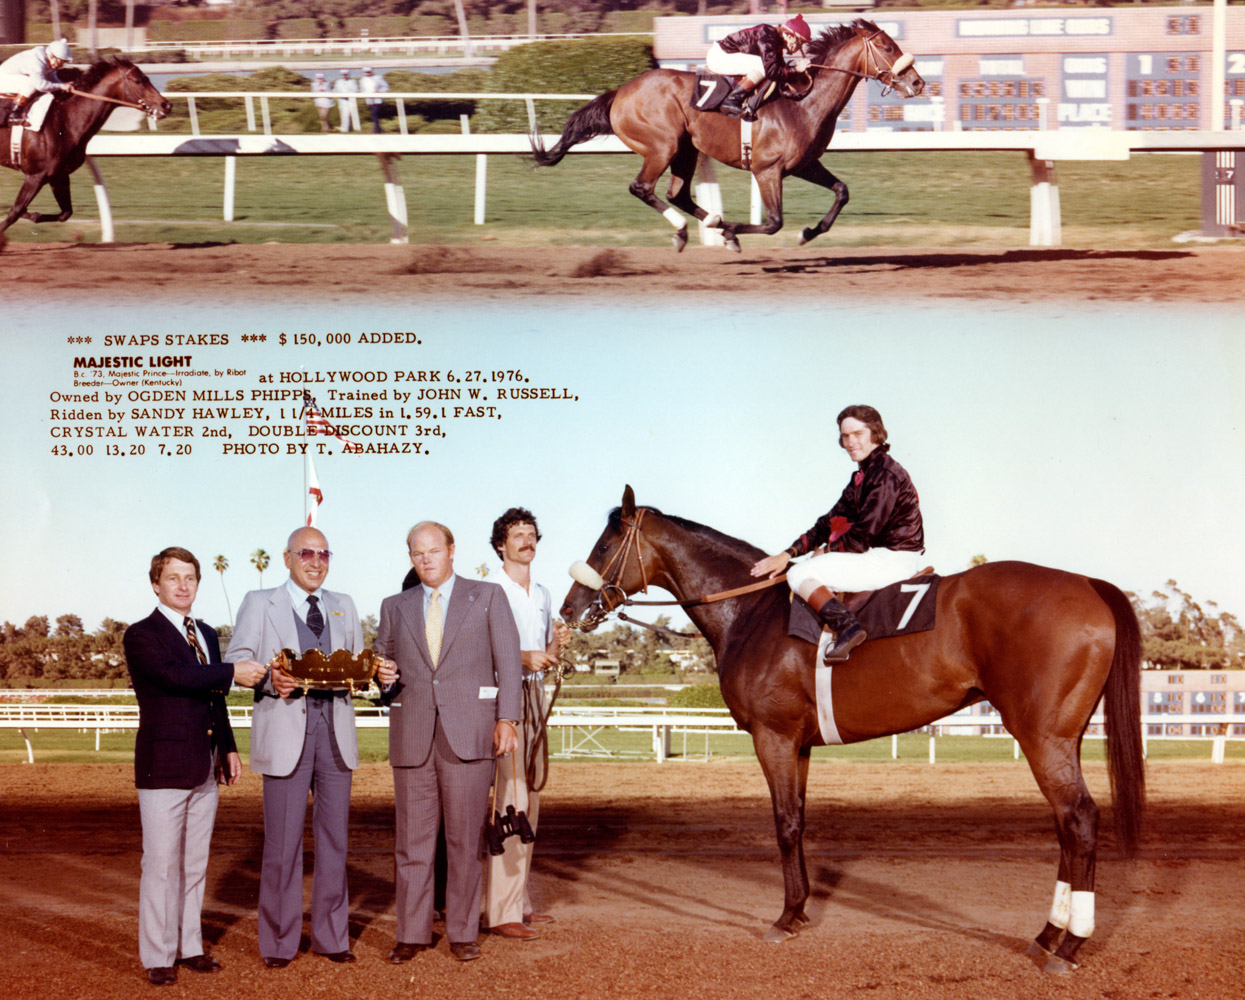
[[214, 555, 233, 626], [251, 548, 270, 588]]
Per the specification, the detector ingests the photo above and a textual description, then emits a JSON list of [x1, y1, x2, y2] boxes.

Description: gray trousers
[[258, 698, 352, 958], [137, 773, 218, 968], [393, 714, 493, 945]]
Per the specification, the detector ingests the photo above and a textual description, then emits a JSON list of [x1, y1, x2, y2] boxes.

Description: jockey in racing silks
[[0, 37, 72, 127], [706, 14, 812, 122], [750, 405, 925, 665]]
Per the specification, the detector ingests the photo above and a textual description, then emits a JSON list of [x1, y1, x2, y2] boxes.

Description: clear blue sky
[[4, 298, 1242, 635]]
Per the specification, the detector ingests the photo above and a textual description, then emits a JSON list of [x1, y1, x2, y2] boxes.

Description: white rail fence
[[76, 90, 1245, 247], [134, 32, 649, 60], [2, 702, 1241, 766]]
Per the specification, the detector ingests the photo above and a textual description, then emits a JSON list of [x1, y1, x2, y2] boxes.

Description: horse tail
[[529, 90, 617, 167], [1089, 577, 1146, 858]]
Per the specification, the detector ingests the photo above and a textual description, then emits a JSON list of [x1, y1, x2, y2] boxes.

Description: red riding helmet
[[782, 14, 812, 43]]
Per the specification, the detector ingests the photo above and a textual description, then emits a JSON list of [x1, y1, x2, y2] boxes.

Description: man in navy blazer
[[124, 546, 265, 987], [374, 520, 522, 963]]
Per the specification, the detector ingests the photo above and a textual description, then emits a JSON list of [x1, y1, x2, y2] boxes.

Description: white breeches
[[705, 44, 766, 85], [0, 75, 40, 99], [787, 547, 923, 602]]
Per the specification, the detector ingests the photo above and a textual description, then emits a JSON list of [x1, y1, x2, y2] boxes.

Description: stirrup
[[823, 623, 867, 664]]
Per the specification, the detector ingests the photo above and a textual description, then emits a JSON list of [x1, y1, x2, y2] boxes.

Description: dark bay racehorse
[[530, 20, 924, 251], [561, 487, 1145, 974], [0, 58, 170, 238]]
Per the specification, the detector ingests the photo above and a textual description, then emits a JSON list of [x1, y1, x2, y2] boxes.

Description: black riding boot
[[807, 586, 868, 664], [741, 86, 767, 121], [717, 83, 752, 118]]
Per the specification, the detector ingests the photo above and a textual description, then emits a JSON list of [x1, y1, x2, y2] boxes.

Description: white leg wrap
[[1068, 891, 1095, 938], [662, 206, 684, 230], [1048, 880, 1072, 929]]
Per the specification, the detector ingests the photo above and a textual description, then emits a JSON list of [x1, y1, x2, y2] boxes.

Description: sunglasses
[[290, 548, 332, 562]]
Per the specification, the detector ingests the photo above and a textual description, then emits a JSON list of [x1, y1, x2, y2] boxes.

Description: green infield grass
[[3, 726, 1241, 766], [0, 149, 1204, 248]]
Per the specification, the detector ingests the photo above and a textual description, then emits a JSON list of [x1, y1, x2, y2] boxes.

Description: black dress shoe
[[388, 941, 428, 964], [146, 967, 177, 986], [321, 950, 356, 963], [263, 956, 292, 969], [178, 954, 222, 973], [449, 941, 481, 961]]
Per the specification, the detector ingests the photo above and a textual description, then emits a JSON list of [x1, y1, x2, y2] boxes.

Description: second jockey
[[0, 38, 72, 127], [706, 14, 812, 122], [750, 405, 925, 665]]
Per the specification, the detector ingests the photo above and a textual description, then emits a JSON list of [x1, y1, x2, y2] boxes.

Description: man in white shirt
[[332, 69, 359, 133], [359, 66, 389, 133], [482, 507, 570, 939]]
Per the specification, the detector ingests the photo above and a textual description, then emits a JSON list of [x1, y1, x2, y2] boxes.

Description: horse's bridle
[[568, 507, 788, 634], [68, 65, 162, 116], [801, 30, 916, 97]]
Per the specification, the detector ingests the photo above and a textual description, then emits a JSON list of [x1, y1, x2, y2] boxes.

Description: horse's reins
[[67, 88, 148, 112], [67, 68, 160, 114]]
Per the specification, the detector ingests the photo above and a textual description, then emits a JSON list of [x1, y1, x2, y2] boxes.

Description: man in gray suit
[[374, 520, 522, 963], [226, 526, 364, 968]]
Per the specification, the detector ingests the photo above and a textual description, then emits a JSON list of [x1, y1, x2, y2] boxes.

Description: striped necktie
[[184, 616, 207, 664], [426, 589, 443, 668], [307, 595, 325, 639]]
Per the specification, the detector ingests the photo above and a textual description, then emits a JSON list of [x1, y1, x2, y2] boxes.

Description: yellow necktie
[[426, 589, 443, 668]]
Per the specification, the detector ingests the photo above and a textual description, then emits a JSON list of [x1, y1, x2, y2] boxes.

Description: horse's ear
[[621, 485, 636, 519]]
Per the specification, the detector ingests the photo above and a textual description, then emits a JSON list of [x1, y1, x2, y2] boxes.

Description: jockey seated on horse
[[751, 405, 925, 664], [0, 38, 72, 128], [706, 14, 812, 122]]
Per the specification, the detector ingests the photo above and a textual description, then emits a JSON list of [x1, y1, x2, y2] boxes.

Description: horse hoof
[[724, 236, 741, 253], [704, 213, 722, 230], [1041, 954, 1079, 976], [797, 227, 816, 246], [672, 228, 688, 253], [793, 912, 811, 927], [762, 925, 796, 943]]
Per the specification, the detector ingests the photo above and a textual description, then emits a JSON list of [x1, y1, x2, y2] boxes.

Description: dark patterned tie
[[307, 595, 324, 639], [184, 616, 207, 664]]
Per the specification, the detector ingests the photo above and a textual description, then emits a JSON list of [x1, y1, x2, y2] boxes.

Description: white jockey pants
[[705, 44, 766, 85], [787, 547, 923, 603]]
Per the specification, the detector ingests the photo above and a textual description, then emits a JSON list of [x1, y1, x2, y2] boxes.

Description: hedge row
[[475, 36, 655, 133]]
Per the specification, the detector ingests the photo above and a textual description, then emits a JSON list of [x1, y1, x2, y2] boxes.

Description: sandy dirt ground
[[4, 242, 1245, 305], [1, 759, 1242, 1000]]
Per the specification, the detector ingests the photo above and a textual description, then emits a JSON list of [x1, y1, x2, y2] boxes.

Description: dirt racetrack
[[1, 759, 1242, 1000], [4, 241, 1245, 304]]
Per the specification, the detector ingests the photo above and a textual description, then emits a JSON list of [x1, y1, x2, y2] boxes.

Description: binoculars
[[485, 804, 536, 856]]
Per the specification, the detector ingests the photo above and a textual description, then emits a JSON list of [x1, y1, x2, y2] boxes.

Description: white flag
[[307, 456, 323, 527]]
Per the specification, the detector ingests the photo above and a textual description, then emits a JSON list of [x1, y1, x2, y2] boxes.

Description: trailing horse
[[0, 58, 169, 239], [560, 486, 1145, 974], [530, 20, 924, 251]]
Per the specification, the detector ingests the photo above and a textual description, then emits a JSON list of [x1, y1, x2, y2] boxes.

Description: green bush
[[273, 19, 320, 39], [148, 18, 268, 42], [164, 66, 315, 132], [340, 16, 414, 38], [667, 684, 727, 709], [383, 67, 488, 123], [474, 36, 654, 133]]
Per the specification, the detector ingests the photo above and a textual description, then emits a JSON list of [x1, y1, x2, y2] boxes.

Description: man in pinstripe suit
[[374, 520, 522, 962]]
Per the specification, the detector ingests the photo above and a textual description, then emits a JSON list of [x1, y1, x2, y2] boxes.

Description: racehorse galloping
[[530, 20, 924, 252], [561, 487, 1145, 975], [0, 58, 170, 238]]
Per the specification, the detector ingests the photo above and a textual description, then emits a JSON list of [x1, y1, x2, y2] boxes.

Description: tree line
[[0, 579, 1238, 686]]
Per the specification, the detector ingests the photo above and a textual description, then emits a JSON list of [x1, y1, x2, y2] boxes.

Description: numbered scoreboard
[[653, 8, 1245, 132]]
